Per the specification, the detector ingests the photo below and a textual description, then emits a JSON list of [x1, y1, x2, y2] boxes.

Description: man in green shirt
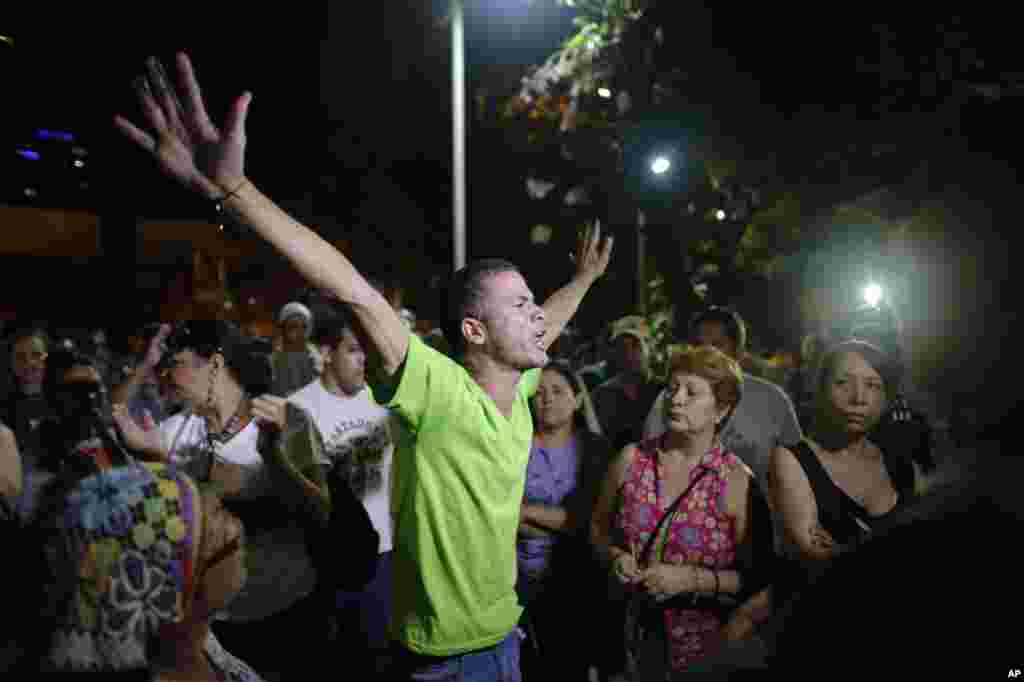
[[115, 52, 613, 680]]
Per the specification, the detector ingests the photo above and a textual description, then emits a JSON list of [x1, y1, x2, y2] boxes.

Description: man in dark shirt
[[590, 316, 661, 451]]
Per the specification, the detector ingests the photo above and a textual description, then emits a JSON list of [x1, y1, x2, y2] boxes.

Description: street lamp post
[[636, 208, 647, 315], [452, 0, 467, 272]]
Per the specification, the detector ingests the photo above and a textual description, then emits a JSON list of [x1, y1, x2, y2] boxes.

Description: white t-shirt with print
[[288, 380, 394, 554], [159, 412, 317, 622]]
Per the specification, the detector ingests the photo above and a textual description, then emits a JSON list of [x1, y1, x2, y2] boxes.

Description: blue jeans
[[390, 631, 521, 682]]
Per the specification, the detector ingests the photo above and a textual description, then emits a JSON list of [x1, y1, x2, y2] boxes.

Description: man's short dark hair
[[439, 259, 521, 356], [160, 320, 272, 396], [311, 303, 358, 348], [688, 306, 747, 354]]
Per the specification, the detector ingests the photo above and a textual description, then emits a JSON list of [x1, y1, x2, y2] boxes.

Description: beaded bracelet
[[212, 179, 248, 233], [213, 179, 248, 209]]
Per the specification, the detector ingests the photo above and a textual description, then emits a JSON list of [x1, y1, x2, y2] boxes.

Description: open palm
[[114, 53, 251, 199]]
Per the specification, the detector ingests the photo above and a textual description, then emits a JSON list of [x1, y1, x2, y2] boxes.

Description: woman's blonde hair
[[668, 345, 744, 431]]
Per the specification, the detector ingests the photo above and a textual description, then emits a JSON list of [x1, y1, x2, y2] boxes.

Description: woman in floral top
[[591, 346, 773, 677]]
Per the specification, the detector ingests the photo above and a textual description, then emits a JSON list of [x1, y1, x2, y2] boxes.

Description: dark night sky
[[3, 5, 1019, 293], [2, 4, 1018, 414], [5, 6, 1018, 205]]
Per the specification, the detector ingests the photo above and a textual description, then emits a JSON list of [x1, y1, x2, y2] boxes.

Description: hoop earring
[[206, 360, 220, 409]]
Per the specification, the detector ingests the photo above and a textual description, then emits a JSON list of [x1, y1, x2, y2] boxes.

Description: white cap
[[278, 302, 313, 326]]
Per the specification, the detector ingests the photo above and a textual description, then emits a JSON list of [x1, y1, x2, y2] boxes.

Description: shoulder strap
[[788, 441, 837, 504], [787, 440, 849, 540], [639, 466, 711, 563]]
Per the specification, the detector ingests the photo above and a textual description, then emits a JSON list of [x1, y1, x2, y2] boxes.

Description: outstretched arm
[[770, 445, 844, 563], [540, 221, 613, 350], [114, 53, 408, 375], [0, 424, 22, 500]]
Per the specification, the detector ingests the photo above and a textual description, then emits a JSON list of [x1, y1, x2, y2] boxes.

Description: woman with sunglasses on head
[[113, 320, 337, 679]]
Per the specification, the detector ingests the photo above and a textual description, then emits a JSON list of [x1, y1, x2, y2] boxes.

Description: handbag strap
[[638, 466, 710, 564]]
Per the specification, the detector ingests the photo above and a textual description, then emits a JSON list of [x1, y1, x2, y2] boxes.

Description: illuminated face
[[692, 321, 738, 360], [822, 351, 886, 435], [160, 349, 214, 406], [471, 270, 548, 371], [321, 328, 367, 396], [664, 371, 727, 436], [282, 316, 308, 348], [532, 368, 580, 431], [12, 335, 47, 387]]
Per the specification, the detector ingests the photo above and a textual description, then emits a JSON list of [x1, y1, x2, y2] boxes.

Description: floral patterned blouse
[[615, 437, 742, 670]]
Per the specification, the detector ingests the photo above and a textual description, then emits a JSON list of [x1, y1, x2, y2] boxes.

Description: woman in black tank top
[[769, 340, 917, 566]]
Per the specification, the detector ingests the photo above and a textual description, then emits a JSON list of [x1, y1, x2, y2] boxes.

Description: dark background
[[1, 5, 1017, 426]]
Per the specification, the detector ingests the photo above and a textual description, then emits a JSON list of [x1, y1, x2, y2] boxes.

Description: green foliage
[[641, 271, 675, 381], [510, 0, 817, 336]]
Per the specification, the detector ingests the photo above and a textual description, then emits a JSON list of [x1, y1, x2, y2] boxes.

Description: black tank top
[[787, 440, 914, 545]]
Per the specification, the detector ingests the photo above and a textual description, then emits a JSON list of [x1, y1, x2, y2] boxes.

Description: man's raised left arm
[[540, 221, 614, 350]]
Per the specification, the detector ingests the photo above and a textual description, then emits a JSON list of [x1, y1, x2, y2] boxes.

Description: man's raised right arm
[[218, 181, 408, 374], [113, 52, 408, 374]]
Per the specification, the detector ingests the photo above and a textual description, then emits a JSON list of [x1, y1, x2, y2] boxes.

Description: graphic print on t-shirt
[[326, 419, 391, 499]]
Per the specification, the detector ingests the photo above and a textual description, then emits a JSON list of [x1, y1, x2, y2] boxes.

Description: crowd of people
[[0, 52, 1013, 681]]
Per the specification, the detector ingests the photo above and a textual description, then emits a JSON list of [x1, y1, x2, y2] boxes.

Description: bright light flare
[[650, 156, 671, 175], [863, 283, 883, 307], [597, 87, 612, 99], [715, 209, 726, 221]]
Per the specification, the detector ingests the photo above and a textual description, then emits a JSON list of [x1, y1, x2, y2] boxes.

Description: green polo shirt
[[381, 334, 541, 656]]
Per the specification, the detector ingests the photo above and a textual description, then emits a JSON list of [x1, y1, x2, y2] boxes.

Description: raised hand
[[251, 395, 289, 433], [112, 404, 164, 459], [573, 219, 614, 283], [142, 324, 173, 372], [113, 53, 252, 200]]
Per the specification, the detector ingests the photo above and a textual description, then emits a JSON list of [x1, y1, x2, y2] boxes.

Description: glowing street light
[[650, 156, 671, 175], [597, 87, 612, 99], [715, 209, 727, 221], [863, 282, 883, 307]]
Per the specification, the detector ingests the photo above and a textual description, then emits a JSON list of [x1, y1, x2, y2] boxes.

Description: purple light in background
[[16, 148, 41, 161], [35, 129, 75, 142]]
